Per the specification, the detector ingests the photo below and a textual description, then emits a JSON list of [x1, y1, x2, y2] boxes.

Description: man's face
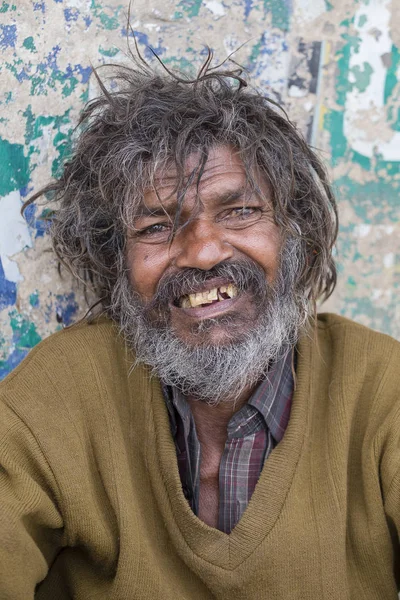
[[127, 146, 281, 347]]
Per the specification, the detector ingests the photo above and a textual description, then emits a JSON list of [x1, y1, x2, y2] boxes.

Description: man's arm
[[0, 399, 64, 599]]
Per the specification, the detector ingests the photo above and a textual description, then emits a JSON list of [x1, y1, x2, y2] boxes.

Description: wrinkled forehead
[[143, 146, 267, 208]]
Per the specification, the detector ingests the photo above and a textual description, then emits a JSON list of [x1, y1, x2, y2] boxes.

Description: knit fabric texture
[[0, 313, 399, 599]]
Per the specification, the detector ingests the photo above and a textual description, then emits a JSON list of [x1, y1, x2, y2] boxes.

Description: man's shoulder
[[2, 316, 124, 382], [316, 312, 400, 354], [313, 312, 400, 398], [0, 317, 136, 411], [0, 317, 154, 462]]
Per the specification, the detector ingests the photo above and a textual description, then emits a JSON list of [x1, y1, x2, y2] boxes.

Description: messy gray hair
[[25, 50, 338, 320]]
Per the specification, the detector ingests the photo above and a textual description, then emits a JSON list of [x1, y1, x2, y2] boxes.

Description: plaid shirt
[[164, 348, 294, 534]]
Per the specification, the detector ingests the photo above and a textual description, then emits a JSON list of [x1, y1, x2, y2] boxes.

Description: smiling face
[[127, 146, 282, 346]]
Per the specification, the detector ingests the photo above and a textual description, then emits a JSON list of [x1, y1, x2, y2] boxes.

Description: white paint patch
[[288, 84, 308, 98], [30, 124, 52, 166], [383, 253, 394, 268], [204, 0, 225, 17], [0, 191, 32, 282], [343, 0, 400, 160], [63, 0, 90, 8], [293, 0, 326, 24], [143, 23, 159, 31], [371, 288, 382, 301], [355, 223, 371, 237]]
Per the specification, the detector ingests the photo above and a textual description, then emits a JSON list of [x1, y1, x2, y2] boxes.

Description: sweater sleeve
[[0, 398, 64, 599]]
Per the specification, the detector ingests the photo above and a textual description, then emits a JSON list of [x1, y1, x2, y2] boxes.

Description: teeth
[[181, 297, 191, 309], [227, 284, 237, 298], [180, 285, 238, 308]]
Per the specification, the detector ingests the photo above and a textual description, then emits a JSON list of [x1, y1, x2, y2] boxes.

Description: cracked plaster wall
[[0, 0, 399, 379]]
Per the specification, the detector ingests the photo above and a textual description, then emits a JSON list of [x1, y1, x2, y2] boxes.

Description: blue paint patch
[[15, 68, 30, 84], [43, 44, 61, 71], [23, 203, 51, 238], [0, 258, 17, 310], [0, 24, 17, 49], [12, 44, 90, 95], [83, 15, 92, 28], [64, 7, 79, 21], [55, 293, 78, 326], [121, 29, 167, 60], [244, 0, 253, 18], [70, 63, 91, 84], [19, 184, 32, 198], [0, 347, 29, 380], [33, 1, 45, 12]]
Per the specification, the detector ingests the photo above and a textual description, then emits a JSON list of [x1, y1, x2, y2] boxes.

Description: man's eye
[[219, 207, 263, 228], [231, 207, 257, 218], [136, 222, 171, 240]]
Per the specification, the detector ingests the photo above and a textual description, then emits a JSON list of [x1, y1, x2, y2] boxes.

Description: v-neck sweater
[[163, 347, 294, 533], [0, 313, 400, 599]]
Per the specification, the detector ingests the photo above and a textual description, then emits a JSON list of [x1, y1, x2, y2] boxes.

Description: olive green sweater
[[1, 314, 400, 599]]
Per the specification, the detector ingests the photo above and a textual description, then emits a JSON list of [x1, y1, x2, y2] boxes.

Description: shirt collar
[[247, 347, 294, 443], [163, 346, 294, 444]]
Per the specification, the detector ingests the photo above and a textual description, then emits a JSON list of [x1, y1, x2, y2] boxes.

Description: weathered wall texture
[[0, 0, 399, 379]]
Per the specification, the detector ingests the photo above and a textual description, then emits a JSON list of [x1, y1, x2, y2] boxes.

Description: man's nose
[[172, 218, 234, 270]]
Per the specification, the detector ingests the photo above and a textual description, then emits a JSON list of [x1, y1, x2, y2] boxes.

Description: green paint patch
[[22, 36, 36, 52], [384, 45, 400, 102], [90, 0, 123, 30], [325, 0, 333, 10], [334, 175, 400, 222], [263, 0, 290, 31], [384, 45, 400, 131], [323, 110, 347, 164], [62, 76, 78, 98], [351, 150, 371, 171], [334, 41, 352, 107], [346, 275, 357, 289], [9, 312, 41, 349], [51, 130, 74, 177], [350, 62, 373, 93], [0, 1, 16, 12], [358, 14, 367, 27], [387, 106, 400, 132], [249, 38, 262, 65], [99, 45, 120, 57], [324, 29, 400, 217], [23, 105, 73, 178], [175, 0, 202, 18], [80, 88, 89, 103], [0, 137, 30, 196], [163, 56, 196, 76], [29, 291, 39, 308]]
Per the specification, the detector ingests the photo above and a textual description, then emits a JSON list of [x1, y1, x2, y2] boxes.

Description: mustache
[[145, 259, 270, 312]]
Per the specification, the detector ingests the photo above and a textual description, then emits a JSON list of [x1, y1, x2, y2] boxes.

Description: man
[[1, 57, 399, 599]]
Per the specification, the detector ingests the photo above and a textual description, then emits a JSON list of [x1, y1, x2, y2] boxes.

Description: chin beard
[[111, 239, 309, 405]]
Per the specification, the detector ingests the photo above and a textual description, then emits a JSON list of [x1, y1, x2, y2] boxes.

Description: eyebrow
[[136, 186, 261, 219]]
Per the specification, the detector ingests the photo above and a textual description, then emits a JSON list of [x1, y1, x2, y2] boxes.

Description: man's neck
[[186, 386, 255, 528], [186, 384, 254, 455]]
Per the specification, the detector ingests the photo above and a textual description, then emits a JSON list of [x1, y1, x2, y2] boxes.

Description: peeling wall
[[0, 0, 399, 379]]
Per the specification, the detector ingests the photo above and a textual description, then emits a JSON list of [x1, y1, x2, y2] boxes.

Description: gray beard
[[112, 239, 308, 405]]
